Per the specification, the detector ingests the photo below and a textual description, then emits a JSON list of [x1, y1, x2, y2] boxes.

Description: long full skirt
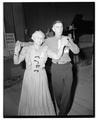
[[18, 68, 56, 116]]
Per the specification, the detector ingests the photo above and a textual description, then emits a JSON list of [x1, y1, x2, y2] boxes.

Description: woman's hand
[[14, 40, 21, 54]]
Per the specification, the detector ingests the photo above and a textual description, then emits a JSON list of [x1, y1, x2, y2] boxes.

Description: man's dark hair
[[52, 20, 64, 27]]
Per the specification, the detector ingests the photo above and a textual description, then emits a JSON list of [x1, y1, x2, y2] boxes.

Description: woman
[[14, 30, 66, 116]]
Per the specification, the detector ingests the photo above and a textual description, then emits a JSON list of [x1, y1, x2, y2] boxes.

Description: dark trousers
[[51, 62, 73, 115]]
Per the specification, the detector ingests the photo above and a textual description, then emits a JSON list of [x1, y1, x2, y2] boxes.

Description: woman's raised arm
[[13, 41, 26, 64]]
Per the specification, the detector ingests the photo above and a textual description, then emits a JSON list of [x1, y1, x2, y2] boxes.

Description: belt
[[34, 67, 45, 72], [53, 61, 71, 65]]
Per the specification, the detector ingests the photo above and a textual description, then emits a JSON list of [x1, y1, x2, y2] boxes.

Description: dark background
[[22, 2, 94, 36], [4, 2, 95, 117]]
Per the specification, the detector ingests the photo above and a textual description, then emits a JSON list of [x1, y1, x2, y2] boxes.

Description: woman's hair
[[31, 30, 45, 41]]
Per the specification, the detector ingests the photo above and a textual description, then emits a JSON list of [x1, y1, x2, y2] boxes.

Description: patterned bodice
[[24, 45, 48, 72]]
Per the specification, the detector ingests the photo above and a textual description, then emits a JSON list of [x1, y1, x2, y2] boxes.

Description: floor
[[68, 63, 94, 116], [3, 60, 94, 117]]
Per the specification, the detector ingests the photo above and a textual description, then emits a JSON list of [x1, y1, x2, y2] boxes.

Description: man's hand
[[61, 36, 69, 47], [20, 41, 33, 47]]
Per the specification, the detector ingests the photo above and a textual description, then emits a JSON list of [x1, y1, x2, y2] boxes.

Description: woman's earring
[[52, 26, 55, 32]]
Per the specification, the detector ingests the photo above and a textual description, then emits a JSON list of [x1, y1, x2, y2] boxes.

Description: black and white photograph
[[3, 1, 95, 118]]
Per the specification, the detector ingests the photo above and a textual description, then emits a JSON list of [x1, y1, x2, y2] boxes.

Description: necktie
[[58, 39, 61, 49]]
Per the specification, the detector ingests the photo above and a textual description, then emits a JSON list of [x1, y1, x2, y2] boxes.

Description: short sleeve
[[47, 48, 59, 59]]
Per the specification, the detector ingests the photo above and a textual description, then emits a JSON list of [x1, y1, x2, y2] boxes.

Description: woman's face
[[31, 31, 45, 46], [53, 22, 63, 36], [33, 36, 44, 46]]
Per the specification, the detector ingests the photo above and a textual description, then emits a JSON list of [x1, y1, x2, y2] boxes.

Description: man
[[44, 20, 79, 115]]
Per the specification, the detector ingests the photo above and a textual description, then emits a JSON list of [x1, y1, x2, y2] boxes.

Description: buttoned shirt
[[44, 36, 71, 64]]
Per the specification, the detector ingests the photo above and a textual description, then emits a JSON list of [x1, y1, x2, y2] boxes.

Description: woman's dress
[[18, 45, 56, 116]]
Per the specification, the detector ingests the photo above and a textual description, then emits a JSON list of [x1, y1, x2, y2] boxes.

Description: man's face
[[53, 22, 63, 36]]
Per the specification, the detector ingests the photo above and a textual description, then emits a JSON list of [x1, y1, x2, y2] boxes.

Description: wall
[[12, 3, 25, 41], [4, 3, 25, 42], [4, 3, 25, 81], [23, 2, 94, 36]]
